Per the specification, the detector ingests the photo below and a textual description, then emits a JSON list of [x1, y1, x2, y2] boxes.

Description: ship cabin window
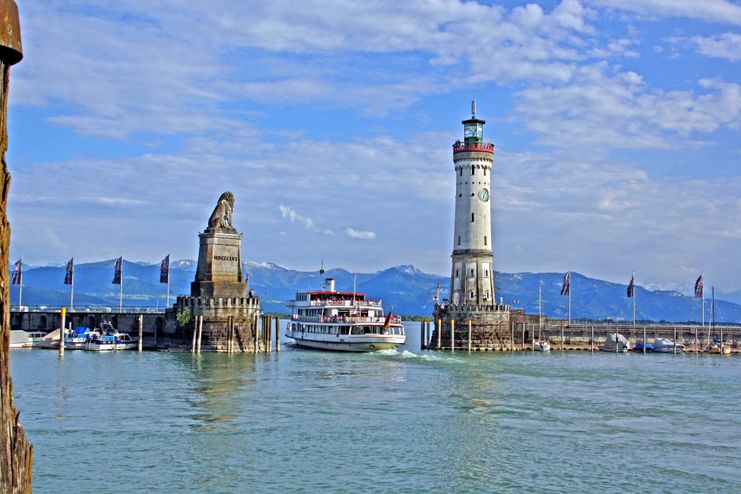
[[340, 326, 350, 335], [351, 327, 363, 335]]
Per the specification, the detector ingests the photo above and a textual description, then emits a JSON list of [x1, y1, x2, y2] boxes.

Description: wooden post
[[191, 317, 197, 353], [561, 324, 564, 352], [674, 327, 677, 355], [137, 314, 143, 352], [59, 307, 66, 357], [275, 316, 281, 352], [591, 326, 594, 353], [437, 318, 442, 350], [420, 323, 425, 352], [521, 324, 525, 351], [695, 326, 698, 355], [450, 319, 455, 351], [468, 320, 472, 352], [511, 323, 515, 352], [196, 315, 203, 353], [254, 315, 259, 353], [229, 316, 235, 353]]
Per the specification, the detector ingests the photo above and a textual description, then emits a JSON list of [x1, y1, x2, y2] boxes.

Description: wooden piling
[[451, 319, 455, 352], [275, 317, 281, 352], [437, 318, 442, 350], [196, 315, 203, 353], [420, 322, 425, 352], [137, 314, 143, 352], [59, 307, 66, 357], [673, 327, 677, 355], [191, 318, 197, 353], [253, 315, 259, 353], [468, 320, 472, 352], [511, 324, 515, 352], [227, 316, 233, 353], [591, 326, 594, 353]]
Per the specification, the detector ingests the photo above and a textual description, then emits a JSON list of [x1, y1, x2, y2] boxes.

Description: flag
[[560, 272, 570, 296], [245, 272, 250, 284], [112, 256, 122, 284], [383, 307, 393, 330], [694, 274, 703, 299], [160, 255, 170, 284], [11, 258, 22, 285], [64, 258, 74, 285], [627, 274, 635, 298]]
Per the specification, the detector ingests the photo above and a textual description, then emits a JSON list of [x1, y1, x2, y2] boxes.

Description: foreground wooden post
[[196, 315, 203, 353], [137, 314, 143, 352], [450, 319, 455, 352], [254, 315, 259, 353], [275, 317, 280, 352], [191, 317, 197, 353], [59, 307, 66, 357], [468, 320, 472, 352]]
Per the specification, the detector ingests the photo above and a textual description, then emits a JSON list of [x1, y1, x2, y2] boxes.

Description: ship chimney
[[326, 278, 336, 293], [472, 99, 476, 118]]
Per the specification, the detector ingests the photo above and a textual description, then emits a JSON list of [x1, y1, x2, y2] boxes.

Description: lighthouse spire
[[471, 99, 476, 118]]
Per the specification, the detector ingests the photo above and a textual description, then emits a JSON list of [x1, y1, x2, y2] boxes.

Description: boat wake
[[373, 348, 462, 363]]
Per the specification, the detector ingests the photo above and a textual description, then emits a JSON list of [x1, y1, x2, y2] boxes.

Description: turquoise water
[[10, 322, 741, 493]]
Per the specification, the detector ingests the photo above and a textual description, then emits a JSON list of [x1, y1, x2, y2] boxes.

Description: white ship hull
[[288, 333, 405, 352]]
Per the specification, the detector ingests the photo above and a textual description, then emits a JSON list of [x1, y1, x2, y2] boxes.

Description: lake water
[[10, 322, 741, 493]]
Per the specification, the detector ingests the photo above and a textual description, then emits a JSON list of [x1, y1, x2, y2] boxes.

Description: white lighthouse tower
[[450, 100, 495, 306], [432, 101, 511, 351]]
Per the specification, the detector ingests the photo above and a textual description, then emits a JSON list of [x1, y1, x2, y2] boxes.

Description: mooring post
[[437, 318, 442, 350], [674, 327, 677, 355], [561, 325, 564, 352], [253, 315, 259, 353], [59, 307, 66, 357], [420, 323, 425, 351], [268, 316, 273, 353], [521, 324, 525, 351], [511, 323, 515, 352], [230, 316, 236, 353], [643, 325, 647, 354], [191, 318, 197, 353], [591, 326, 594, 353], [450, 319, 455, 352], [275, 317, 281, 352], [137, 314, 143, 352], [468, 319, 472, 352], [196, 315, 203, 353], [695, 327, 698, 355]]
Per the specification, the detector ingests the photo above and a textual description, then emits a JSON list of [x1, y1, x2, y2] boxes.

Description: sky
[[6, 0, 741, 292]]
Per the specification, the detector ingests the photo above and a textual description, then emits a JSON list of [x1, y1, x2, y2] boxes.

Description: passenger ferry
[[286, 278, 405, 352]]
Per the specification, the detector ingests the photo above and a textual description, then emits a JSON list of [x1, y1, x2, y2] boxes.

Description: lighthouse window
[[484, 235, 487, 246], [485, 270, 489, 278], [455, 269, 459, 277], [458, 236, 461, 245], [484, 168, 487, 176], [459, 168, 463, 176], [470, 269, 474, 276], [471, 213, 475, 222], [470, 291, 474, 299], [471, 167, 475, 176]]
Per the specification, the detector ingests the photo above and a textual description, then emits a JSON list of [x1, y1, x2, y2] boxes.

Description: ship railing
[[305, 299, 382, 308], [291, 315, 402, 324]]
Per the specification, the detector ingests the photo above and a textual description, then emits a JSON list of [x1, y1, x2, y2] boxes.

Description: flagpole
[[568, 271, 572, 327], [18, 279, 22, 308], [119, 255, 123, 312], [632, 271, 636, 329], [70, 268, 74, 312], [166, 260, 170, 309]]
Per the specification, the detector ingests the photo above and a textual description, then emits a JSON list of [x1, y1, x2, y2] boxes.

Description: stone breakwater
[[424, 320, 741, 353]]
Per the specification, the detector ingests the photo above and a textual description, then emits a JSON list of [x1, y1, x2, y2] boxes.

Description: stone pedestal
[[191, 231, 245, 298], [432, 304, 512, 350]]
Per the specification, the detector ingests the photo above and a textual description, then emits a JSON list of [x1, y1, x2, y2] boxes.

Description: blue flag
[[160, 255, 170, 284], [627, 274, 635, 298], [64, 258, 74, 285], [11, 258, 21, 285], [560, 272, 570, 296]]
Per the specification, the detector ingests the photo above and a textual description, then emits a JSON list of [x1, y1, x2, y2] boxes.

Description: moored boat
[[533, 340, 551, 352], [706, 342, 731, 355], [64, 326, 100, 350], [601, 333, 630, 353], [286, 277, 405, 352], [85, 322, 137, 351], [652, 337, 684, 354], [633, 340, 653, 353]]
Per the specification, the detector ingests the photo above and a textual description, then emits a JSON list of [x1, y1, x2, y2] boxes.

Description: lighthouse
[[431, 101, 511, 351], [450, 100, 495, 306]]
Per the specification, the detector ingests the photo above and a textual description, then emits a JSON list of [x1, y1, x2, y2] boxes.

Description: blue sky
[[6, 0, 741, 292]]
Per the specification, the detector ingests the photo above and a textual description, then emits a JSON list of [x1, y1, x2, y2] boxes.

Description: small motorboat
[[64, 326, 100, 350], [533, 340, 551, 352], [85, 322, 137, 351], [706, 343, 731, 355], [633, 340, 653, 353], [10, 330, 30, 349], [652, 337, 685, 354], [601, 333, 630, 353]]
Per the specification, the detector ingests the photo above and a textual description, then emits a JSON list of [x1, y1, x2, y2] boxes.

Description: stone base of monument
[[432, 304, 512, 350], [162, 296, 263, 352]]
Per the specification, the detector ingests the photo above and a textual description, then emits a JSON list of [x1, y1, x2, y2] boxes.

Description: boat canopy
[[73, 326, 91, 334]]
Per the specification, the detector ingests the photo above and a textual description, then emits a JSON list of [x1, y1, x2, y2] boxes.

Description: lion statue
[[206, 192, 236, 233]]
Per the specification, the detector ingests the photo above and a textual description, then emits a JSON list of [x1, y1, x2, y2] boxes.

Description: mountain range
[[9, 259, 741, 323]]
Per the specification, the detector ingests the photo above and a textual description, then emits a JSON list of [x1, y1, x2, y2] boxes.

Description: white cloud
[[345, 228, 376, 240], [279, 205, 334, 236], [669, 33, 741, 62], [588, 0, 741, 25]]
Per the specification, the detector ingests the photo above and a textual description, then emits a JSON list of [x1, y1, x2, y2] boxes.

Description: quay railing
[[11, 305, 166, 314]]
